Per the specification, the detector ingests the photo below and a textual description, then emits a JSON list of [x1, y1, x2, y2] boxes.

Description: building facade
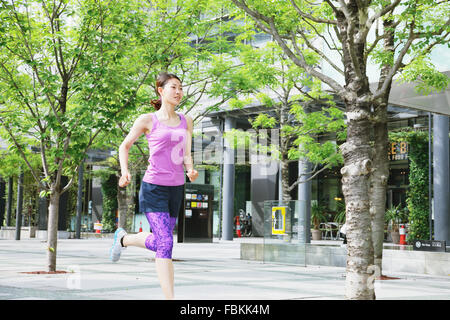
[[189, 74, 450, 243]]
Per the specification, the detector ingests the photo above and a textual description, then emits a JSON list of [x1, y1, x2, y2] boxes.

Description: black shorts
[[139, 181, 185, 218]]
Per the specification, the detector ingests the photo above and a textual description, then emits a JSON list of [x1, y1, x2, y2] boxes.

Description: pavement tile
[[0, 237, 449, 302]]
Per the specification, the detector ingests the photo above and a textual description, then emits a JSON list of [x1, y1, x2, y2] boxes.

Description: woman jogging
[[110, 72, 198, 300]]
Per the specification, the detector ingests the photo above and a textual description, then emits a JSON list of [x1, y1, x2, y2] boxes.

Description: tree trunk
[[281, 159, 291, 201], [125, 183, 135, 230], [117, 184, 128, 230], [337, 2, 376, 298], [340, 99, 375, 300], [370, 102, 389, 275], [370, 17, 395, 275], [47, 189, 60, 272], [279, 100, 291, 201]]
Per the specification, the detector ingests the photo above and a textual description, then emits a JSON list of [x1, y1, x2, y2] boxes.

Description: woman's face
[[159, 78, 183, 106]]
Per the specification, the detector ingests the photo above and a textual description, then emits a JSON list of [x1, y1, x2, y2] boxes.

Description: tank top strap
[[177, 112, 187, 129], [151, 112, 160, 130]]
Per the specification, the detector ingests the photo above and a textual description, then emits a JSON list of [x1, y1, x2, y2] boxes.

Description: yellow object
[[272, 207, 286, 235], [94, 222, 103, 230]]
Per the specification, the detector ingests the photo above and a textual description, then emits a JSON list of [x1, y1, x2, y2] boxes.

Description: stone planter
[[311, 229, 322, 240], [391, 231, 400, 244], [0, 226, 37, 239], [35, 230, 71, 240]]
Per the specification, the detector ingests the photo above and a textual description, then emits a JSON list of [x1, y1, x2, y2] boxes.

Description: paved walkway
[[0, 237, 449, 300]]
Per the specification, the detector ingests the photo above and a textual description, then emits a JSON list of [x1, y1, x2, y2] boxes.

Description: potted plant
[[311, 202, 327, 240], [334, 200, 346, 240], [334, 200, 346, 225], [385, 205, 408, 244]]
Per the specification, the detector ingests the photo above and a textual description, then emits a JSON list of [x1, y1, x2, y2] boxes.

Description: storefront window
[[315, 167, 343, 221]]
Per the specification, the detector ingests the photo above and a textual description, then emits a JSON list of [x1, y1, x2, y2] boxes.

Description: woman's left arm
[[184, 114, 199, 182]]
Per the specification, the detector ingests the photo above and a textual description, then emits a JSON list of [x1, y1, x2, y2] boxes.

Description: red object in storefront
[[399, 224, 406, 245], [94, 220, 102, 234], [236, 216, 241, 238]]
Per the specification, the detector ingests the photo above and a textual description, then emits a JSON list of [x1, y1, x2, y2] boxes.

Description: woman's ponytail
[[150, 98, 162, 110]]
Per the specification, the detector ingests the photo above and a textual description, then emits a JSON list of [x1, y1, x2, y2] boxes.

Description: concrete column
[[58, 176, 69, 231], [222, 117, 236, 240], [297, 103, 312, 243], [0, 177, 5, 227], [75, 161, 84, 239], [15, 171, 23, 240], [6, 177, 13, 226], [433, 114, 450, 242], [278, 163, 282, 202], [298, 159, 311, 243], [38, 195, 47, 230]]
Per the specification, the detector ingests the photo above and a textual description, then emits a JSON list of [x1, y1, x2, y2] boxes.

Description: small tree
[[0, 0, 197, 272], [222, 40, 345, 200], [92, 0, 261, 230]]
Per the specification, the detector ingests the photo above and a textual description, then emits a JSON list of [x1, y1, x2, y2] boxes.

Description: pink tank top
[[142, 112, 187, 186]]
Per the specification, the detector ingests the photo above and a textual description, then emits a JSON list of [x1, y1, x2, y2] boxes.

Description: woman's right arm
[[118, 114, 151, 187]]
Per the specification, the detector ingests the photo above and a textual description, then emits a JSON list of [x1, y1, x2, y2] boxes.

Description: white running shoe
[[110, 228, 127, 262]]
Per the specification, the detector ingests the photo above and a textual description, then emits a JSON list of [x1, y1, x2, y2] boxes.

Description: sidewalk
[[0, 237, 449, 300]]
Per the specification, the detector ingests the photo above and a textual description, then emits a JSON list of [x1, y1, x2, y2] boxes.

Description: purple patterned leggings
[[144, 212, 177, 259]]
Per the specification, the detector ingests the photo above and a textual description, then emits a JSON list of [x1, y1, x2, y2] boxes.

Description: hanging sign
[[388, 141, 408, 161]]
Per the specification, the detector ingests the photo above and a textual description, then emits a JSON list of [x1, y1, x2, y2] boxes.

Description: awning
[[383, 70, 450, 116]]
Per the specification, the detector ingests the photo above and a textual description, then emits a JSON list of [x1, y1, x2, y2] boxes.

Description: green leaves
[[389, 130, 430, 242], [405, 132, 430, 242], [398, 56, 450, 95], [39, 190, 51, 198], [370, 45, 394, 67], [288, 104, 345, 164], [250, 113, 277, 129]]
